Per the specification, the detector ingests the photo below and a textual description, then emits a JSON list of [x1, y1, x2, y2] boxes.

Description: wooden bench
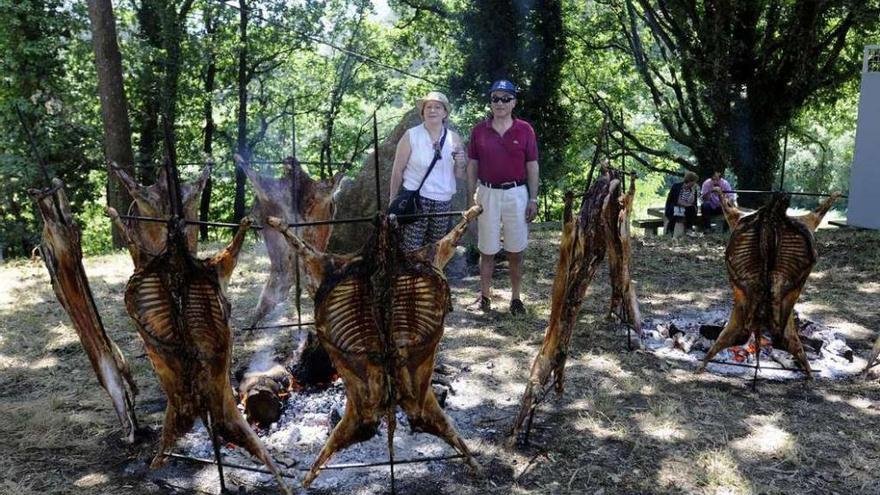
[[632, 218, 665, 236]]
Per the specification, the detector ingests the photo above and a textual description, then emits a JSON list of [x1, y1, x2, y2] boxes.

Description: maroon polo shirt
[[467, 118, 539, 184]]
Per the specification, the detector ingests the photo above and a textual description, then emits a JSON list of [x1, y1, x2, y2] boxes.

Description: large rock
[[328, 109, 472, 253]]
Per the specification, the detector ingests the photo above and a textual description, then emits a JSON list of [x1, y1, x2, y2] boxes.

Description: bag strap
[[414, 126, 448, 193]]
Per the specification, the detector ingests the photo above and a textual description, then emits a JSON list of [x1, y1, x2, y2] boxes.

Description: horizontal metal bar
[[394, 210, 470, 220], [114, 213, 376, 229], [166, 452, 299, 479], [318, 453, 469, 470], [168, 451, 470, 474], [241, 321, 316, 331], [707, 359, 817, 373], [114, 210, 468, 231], [729, 190, 847, 199]]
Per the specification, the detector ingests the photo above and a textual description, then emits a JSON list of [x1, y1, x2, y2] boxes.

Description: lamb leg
[[698, 297, 747, 372], [213, 394, 294, 495], [303, 405, 379, 488], [401, 393, 480, 470], [793, 192, 841, 233]]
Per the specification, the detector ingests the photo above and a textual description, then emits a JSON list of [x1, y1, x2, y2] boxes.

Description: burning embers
[[644, 311, 859, 379], [266, 206, 483, 487], [696, 191, 841, 378], [510, 171, 642, 443]]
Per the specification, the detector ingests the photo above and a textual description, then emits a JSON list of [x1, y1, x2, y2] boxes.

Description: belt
[[481, 180, 526, 190]]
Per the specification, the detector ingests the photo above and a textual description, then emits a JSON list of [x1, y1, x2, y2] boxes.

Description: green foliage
[[0, 0, 874, 257]]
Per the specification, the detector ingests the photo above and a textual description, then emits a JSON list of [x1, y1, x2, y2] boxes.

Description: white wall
[[849, 46, 880, 229]]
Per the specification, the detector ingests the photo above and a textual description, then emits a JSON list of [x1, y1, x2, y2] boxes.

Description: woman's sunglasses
[[491, 96, 515, 103]]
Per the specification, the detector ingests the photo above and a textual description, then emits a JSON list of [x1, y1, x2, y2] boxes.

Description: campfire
[[642, 308, 864, 380]]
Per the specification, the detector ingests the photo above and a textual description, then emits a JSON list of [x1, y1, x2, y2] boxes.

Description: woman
[[664, 171, 699, 237], [389, 91, 467, 251]]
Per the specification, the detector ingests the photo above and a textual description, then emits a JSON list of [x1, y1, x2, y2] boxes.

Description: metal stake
[[779, 127, 789, 191], [206, 412, 227, 493], [373, 110, 382, 213]]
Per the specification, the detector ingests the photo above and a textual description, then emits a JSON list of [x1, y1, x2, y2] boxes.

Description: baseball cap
[[489, 80, 517, 96]]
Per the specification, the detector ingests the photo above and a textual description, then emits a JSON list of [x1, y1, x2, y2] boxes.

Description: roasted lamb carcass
[[603, 173, 642, 336], [108, 209, 292, 494], [697, 192, 840, 378], [267, 206, 483, 488], [110, 161, 211, 261], [29, 179, 139, 443], [509, 172, 620, 443], [238, 156, 345, 325]]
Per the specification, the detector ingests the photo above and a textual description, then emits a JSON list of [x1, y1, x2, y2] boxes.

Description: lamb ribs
[[110, 211, 292, 493], [697, 192, 841, 377], [267, 205, 483, 488], [29, 179, 139, 443], [510, 171, 641, 443]]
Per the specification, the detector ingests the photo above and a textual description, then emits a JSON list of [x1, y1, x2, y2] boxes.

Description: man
[[466, 79, 539, 315], [700, 170, 736, 232]]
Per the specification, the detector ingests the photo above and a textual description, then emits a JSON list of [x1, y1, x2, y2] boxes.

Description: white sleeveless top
[[401, 124, 456, 202]]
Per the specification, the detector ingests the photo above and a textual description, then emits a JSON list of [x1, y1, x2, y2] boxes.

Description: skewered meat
[[109, 210, 292, 494], [510, 171, 639, 443], [29, 179, 139, 443], [604, 173, 642, 334], [267, 206, 483, 488], [697, 193, 840, 378], [110, 161, 211, 261], [238, 156, 345, 325]]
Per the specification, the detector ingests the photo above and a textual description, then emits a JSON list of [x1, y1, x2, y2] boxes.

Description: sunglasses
[[491, 96, 515, 103]]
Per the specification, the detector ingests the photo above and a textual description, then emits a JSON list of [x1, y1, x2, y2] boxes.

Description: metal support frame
[[519, 373, 563, 446], [730, 190, 847, 199]]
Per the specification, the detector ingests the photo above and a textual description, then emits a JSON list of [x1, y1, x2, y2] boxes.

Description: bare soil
[[1, 223, 879, 494]]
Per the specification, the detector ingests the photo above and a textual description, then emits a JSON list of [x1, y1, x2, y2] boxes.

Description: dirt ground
[[2, 221, 879, 495]]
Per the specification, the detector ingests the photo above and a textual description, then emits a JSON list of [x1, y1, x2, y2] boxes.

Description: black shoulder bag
[[388, 126, 447, 224]]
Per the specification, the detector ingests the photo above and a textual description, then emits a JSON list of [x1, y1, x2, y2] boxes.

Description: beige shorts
[[476, 184, 529, 255]]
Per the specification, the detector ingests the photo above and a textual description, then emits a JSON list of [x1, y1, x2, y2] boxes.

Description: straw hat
[[416, 91, 451, 114]]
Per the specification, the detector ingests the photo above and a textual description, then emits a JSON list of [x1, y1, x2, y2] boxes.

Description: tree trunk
[[233, 0, 249, 223], [199, 6, 217, 241], [86, 0, 134, 248], [728, 103, 780, 207]]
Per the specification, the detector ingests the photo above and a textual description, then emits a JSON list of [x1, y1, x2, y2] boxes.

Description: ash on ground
[[639, 307, 866, 380], [168, 366, 490, 493]]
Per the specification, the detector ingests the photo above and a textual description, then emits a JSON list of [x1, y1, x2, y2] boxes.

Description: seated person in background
[[700, 170, 737, 232], [664, 171, 699, 237]]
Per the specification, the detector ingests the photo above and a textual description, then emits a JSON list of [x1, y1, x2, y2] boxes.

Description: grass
[[1, 222, 879, 494]]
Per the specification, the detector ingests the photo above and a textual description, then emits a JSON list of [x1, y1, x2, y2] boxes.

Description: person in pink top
[[700, 170, 737, 232], [466, 79, 540, 315]]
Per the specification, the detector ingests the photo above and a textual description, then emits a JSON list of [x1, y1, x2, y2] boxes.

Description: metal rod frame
[[168, 451, 470, 475], [706, 359, 817, 374], [114, 210, 469, 231], [729, 190, 847, 199]]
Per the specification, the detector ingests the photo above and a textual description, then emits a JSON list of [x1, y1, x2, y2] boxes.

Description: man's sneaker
[[468, 294, 492, 312], [509, 298, 526, 316]]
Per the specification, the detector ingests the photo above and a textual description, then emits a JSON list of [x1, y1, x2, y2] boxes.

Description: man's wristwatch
[[529, 198, 538, 204]]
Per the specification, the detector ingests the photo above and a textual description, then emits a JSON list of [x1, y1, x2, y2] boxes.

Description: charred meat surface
[[698, 193, 840, 378], [112, 210, 293, 494], [110, 161, 210, 263], [238, 156, 345, 326], [268, 206, 483, 488], [29, 179, 139, 443], [510, 171, 641, 443], [604, 173, 642, 335]]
